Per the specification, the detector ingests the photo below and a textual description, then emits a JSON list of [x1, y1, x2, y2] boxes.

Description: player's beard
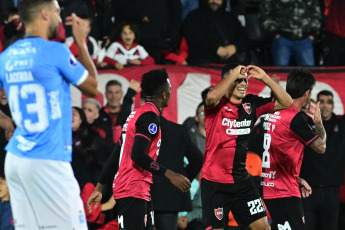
[[48, 22, 59, 40]]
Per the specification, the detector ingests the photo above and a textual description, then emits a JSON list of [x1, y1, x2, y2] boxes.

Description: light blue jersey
[[0, 37, 88, 161]]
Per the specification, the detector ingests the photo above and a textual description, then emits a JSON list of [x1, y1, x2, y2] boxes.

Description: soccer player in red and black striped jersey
[[201, 64, 293, 230], [262, 68, 326, 230], [87, 69, 191, 230]]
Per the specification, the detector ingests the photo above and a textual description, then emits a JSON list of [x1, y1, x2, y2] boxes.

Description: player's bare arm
[[247, 65, 293, 111], [206, 65, 245, 107], [308, 102, 326, 154], [65, 13, 98, 97]]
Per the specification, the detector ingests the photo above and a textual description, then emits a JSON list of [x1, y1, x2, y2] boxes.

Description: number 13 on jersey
[[8, 84, 49, 133]]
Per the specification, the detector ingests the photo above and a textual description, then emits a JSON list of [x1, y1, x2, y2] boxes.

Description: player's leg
[[248, 217, 270, 230], [265, 197, 304, 230], [146, 200, 155, 230], [116, 197, 147, 230], [201, 179, 229, 230], [5, 152, 40, 229], [18, 157, 87, 229], [231, 177, 269, 230]]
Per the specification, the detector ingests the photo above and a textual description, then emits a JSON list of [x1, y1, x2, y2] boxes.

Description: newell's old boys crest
[[242, 103, 252, 114], [214, 207, 223, 220]]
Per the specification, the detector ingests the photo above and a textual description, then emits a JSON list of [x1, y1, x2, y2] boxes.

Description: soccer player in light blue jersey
[[0, 0, 99, 229]]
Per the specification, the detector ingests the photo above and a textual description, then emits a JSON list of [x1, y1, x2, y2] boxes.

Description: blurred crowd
[[0, 0, 344, 67], [0, 0, 345, 230]]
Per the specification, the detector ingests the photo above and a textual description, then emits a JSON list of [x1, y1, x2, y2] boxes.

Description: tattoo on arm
[[309, 137, 326, 154], [314, 121, 326, 142]]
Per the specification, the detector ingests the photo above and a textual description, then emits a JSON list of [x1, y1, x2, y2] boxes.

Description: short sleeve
[[205, 96, 227, 115], [54, 43, 88, 86], [250, 95, 275, 118], [135, 112, 160, 140], [290, 112, 318, 145]]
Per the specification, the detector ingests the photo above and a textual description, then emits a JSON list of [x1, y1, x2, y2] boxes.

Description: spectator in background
[[184, 102, 206, 154], [300, 90, 345, 230], [0, 169, 14, 230], [103, 22, 155, 70], [183, 0, 249, 65], [72, 106, 103, 190], [82, 98, 113, 162], [65, 14, 101, 67], [258, 0, 321, 66], [322, 0, 345, 66], [181, 0, 198, 21], [82, 98, 102, 125], [113, 0, 182, 64], [0, 0, 21, 23], [183, 86, 213, 133], [0, 7, 24, 48], [151, 115, 203, 230], [89, 0, 115, 42], [98, 79, 141, 143], [59, 0, 94, 38], [71, 106, 116, 230], [163, 36, 188, 65], [0, 88, 12, 167], [178, 102, 207, 230]]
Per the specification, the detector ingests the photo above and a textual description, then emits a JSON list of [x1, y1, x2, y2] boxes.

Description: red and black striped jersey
[[113, 102, 161, 201], [262, 106, 318, 199], [202, 95, 275, 184]]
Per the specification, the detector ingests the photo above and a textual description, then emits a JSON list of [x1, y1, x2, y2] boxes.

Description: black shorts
[[201, 177, 267, 229], [265, 197, 304, 230], [116, 197, 154, 230]]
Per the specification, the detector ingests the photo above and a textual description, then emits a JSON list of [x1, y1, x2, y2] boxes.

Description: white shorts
[[5, 152, 87, 230]]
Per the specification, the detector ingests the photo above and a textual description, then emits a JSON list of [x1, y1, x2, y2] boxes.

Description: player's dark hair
[[105, 80, 122, 91], [19, 0, 53, 25], [221, 63, 240, 79], [317, 90, 333, 101], [114, 21, 140, 43], [141, 68, 169, 98], [201, 86, 214, 103], [286, 68, 316, 99]]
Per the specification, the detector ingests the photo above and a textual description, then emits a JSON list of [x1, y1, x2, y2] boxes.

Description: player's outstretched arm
[[247, 65, 293, 111], [206, 65, 245, 107], [65, 13, 98, 97], [164, 169, 191, 193]]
